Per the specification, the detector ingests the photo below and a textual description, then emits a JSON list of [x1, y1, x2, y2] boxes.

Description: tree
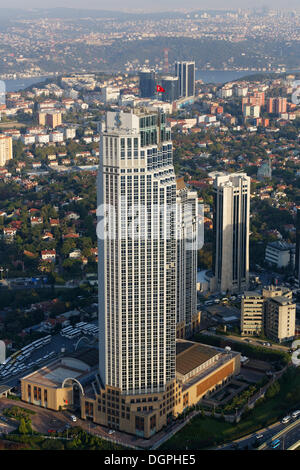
[[265, 381, 280, 399], [41, 439, 64, 450], [18, 418, 28, 435]]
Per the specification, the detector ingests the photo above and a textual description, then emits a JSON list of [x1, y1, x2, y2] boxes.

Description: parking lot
[[0, 319, 99, 389]]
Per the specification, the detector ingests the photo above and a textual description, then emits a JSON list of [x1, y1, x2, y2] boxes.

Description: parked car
[[292, 410, 300, 419], [70, 415, 77, 422], [108, 429, 115, 435], [282, 415, 291, 424]]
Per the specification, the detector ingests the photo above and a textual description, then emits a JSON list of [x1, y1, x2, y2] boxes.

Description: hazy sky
[[0, 0, 299, 11]]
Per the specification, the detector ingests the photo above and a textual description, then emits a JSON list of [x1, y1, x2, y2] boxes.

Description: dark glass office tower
[[161, 76, 179, 103], [139, 70, 156, 98], [175, 61, 195, 99]]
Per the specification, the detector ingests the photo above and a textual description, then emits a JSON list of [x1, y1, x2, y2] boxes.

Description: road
[[217, 417, 300, 450], [262, 419, 300, 450], [202, 330, 290, 353], [216, 421, 287, 450], [0, 397, 77, 434]]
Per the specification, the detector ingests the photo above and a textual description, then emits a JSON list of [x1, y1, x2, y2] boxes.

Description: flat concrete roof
[[22, 361, 87, 388], [243, 291, 263, 298], [22, 348, 98, 388], [176, 340, 219, 376], [206, 304, 240, 318], [270, 296, 294, 306]]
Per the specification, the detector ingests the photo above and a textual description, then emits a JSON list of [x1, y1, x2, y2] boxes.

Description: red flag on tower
[[156, 85, 165, 93]]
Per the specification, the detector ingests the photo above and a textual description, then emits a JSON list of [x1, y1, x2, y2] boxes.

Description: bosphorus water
[[3, 71, 255, 92]]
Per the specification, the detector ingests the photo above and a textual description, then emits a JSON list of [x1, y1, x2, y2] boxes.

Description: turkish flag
[[156, 85, 165, 93]]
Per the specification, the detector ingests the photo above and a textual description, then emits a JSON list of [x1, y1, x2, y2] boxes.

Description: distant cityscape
[[0, 7, 300, 81]]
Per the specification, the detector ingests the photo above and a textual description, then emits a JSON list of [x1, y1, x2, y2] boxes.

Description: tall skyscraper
[[77, 126, 243, 435], [138, 69, 156, 98], [212, 172, 250, 294], [295, 209, 300, 286], [97, 109, 177, 397], [175, 61, 195, 99], [79, 109, 241, 439], [161, 76, 180, 103], [0, 135, 12, 167], [176, 177, 198, 338]]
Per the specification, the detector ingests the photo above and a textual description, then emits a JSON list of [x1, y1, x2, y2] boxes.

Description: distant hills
[[0, 8, 232, 20]]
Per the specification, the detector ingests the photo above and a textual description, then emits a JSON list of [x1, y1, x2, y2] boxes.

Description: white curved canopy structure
[[62, 377, 85, 396]]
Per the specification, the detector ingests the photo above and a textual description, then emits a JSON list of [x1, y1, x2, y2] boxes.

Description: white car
[[70, 415, 77, 422], [292, 410, 300, 419], [108, 429, 115, 435], [256, 434, 264, 440], [282, 415, 291, 424]]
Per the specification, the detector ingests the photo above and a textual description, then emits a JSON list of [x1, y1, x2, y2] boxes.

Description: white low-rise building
[[21, 134, 36, 145], [35, 134, 50, 144], [265, 241, 295, 268], [50, 132, 64, 143]]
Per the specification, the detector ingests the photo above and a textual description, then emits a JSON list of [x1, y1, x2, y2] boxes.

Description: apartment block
[[241, 292, 265, 336], [241, 285, 296, 342], [0, 135, 13, 166]]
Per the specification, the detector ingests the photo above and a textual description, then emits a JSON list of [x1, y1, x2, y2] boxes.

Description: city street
[[216, 418, 300, 450], [203, 330, 290, 353]]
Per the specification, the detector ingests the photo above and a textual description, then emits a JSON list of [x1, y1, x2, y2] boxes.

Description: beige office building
[[241, 292, 265, 336], [0, 135, 13, 166], [81, 340, 240, 438], [212, 172, 250, 294], [265, 296, 296, 343], [38, 111, 62, 129], [21, 350, 98, 411], [241, 285, 296, 342]]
